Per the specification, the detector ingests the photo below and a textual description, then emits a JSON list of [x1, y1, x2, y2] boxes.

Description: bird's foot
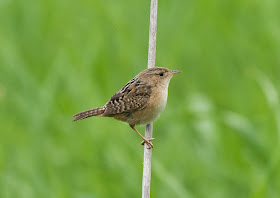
[[141, 138, 155, 149]]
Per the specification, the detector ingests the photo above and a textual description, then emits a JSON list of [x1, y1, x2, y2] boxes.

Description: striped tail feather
[[72, 107, 105, 122]]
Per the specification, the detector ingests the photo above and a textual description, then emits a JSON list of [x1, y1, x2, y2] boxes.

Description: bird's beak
[[171, 70, 182, 74]]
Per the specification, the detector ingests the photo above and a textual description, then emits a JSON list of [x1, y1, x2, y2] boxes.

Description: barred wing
[[103, 77, 151, 116]]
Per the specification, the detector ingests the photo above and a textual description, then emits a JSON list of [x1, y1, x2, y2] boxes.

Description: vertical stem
[[142, 0, 158, 198], [147, 0, 158, 69], [142, 123, 153, 198]]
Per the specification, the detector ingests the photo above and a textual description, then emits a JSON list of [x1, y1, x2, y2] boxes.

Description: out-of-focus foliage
[[0, 0, 280, 197]]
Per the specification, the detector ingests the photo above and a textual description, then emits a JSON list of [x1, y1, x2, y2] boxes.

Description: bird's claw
[[141, 138, 155, 149]]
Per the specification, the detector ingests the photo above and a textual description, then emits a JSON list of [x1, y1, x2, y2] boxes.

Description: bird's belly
[[113, 103, 165, 125], [139, 103, 166, 125], [130, 89, 168, 125]]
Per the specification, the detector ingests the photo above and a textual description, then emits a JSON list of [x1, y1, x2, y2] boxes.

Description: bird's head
[[138, 67, 181, 87]]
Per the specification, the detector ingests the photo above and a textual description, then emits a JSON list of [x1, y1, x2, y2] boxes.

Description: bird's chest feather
[[150, 86, 168, 112], [136, 85, 168, 124]]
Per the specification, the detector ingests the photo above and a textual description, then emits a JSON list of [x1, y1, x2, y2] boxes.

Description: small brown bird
[[73, 67, 181, 148]]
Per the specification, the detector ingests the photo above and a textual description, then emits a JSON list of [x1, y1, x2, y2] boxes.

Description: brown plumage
[[72, 107, 105, 122], [73, 67, 181, 148]]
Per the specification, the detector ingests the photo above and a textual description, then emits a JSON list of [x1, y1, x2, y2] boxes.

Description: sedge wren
[[73, 67, 181, 148]]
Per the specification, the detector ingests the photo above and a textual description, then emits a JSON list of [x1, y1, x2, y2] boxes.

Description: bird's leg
[[129, 125, 155, 149]]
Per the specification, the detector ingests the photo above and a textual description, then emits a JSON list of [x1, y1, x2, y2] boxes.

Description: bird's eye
[[159, 72, 164, 76]]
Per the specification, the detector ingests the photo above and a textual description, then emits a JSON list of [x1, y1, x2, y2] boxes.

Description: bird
[[72, 67, 181, 148]]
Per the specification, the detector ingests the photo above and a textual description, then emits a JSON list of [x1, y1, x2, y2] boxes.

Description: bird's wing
[[103, 77, 151, 116]]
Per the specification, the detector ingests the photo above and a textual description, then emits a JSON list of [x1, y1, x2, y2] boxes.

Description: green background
[[1, 0, 280, 197]]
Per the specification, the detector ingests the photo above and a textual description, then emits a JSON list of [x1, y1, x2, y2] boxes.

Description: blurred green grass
[[1, 0, 280, 197]]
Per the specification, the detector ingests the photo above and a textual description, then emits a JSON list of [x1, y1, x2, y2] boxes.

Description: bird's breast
[[150, 85, 168, 113], [132, 85, 168, 125]]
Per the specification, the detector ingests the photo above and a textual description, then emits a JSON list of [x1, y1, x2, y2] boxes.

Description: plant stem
[[142, 0, 158, 198]]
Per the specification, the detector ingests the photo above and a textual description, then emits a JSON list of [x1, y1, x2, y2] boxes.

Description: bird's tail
[[72, 107, 105, 122]]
